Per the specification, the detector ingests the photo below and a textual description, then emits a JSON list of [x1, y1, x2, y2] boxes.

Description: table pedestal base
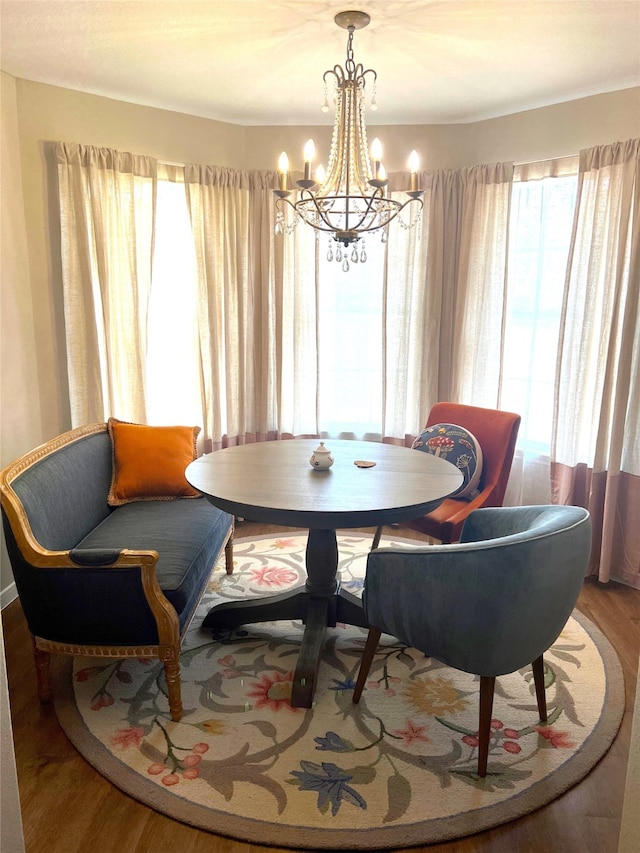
[[201, 529, 369, 707]]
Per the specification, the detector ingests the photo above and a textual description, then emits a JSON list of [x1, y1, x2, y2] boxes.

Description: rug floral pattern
[[66, 534, 621, 847]]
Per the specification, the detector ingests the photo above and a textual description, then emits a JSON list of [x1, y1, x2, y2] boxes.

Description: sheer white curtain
[[316, 175, 435, 443], [319, 164, 514, 446], [183, 166, 320, 448], [55, 139, 640, 589], [56, 148, 515, 449], [310, 164, 514, 445], [379, 176, 435, 442], [425, 164, 514, 407], [183, 167, 437, 447], [56, 143, 157, 425], [501, 158, 579, 506], [552, 138, 640, 587]]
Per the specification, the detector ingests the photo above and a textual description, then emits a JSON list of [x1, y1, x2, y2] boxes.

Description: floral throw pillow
[[412, 423, 483, 499]]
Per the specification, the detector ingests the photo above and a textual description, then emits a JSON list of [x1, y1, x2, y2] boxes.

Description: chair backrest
[[426, 402, 520, 504], [1, 423, 113, 554], [364, 505, 592, 677]]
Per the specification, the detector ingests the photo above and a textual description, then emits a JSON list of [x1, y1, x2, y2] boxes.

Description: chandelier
[[274, 10, 424, 271]]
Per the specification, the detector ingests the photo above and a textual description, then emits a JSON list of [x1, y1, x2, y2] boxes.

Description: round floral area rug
[[55, 533, 624, 850]]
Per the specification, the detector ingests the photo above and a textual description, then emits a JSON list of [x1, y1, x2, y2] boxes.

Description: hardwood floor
[[3, 521, 639, 853]]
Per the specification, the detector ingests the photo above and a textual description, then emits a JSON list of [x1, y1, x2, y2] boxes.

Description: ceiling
[[1, 1, 639, 126]]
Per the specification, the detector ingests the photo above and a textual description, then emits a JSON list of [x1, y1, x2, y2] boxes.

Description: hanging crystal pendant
[[321, 81, 329, 113], [336, 245, 343, 262], [360, 245, 367, 263], [342, 257, 350, 272], [275, 221, 282, 236], [327, 238, 334, 262], [351, 246, 358, 263]]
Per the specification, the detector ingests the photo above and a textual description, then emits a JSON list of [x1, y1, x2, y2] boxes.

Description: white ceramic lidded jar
[[310, 441, 334, 469]]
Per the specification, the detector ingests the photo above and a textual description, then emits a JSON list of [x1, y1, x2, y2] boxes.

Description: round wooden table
[[186, 439, 462, 707]]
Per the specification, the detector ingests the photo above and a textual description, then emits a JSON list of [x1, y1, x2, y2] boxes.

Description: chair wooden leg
[[224, 529, 234, 575], [163, 652, 183, 722], [371, 526, 383, 550], [353, 627, 382, 703], [478, 675, 496, 777], [33, 639, 52, 704], [532, 654, 548, 722]]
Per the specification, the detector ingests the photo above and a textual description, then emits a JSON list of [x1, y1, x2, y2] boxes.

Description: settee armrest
[[69, 547, 159, 568], [70, 547, 127, 566]]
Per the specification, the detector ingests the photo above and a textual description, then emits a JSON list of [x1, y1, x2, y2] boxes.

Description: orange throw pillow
[[107, 417, 201, 506]]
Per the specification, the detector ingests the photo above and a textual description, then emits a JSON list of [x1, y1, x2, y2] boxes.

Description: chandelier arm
[[324, 67, 345, 86], [375, 196, 423, 229]]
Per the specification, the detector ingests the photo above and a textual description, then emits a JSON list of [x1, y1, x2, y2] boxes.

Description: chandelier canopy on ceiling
[[274, 10, 424, 271]]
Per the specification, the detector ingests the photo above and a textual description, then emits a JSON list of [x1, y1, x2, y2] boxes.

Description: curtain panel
[[552, 138, 640, 587], [428, 163, 514, 406], [56, 142, 157, 425], [56, 145, 514, 451], [380, 163, 514, 443], [183, 166, 321, 448]]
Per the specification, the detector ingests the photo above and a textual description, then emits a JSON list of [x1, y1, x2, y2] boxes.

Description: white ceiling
[[1, 0, 639, 126]]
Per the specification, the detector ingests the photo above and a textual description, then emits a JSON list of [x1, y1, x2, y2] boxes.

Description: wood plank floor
[[3, 521, 639, 853]]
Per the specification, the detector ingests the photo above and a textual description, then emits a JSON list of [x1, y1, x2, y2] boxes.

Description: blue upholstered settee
[[0, 422, 234, 721]]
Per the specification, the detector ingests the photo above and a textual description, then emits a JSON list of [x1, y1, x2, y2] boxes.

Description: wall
[[1, 76, 639, 602], [0, 73, 45, 602], [246, 87, 640, 171], [0, 627, 25, 852], [0, 72, 28, 853]]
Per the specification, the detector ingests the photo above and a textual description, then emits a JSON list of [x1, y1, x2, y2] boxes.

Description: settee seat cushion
[[77, 498, 231, 631]]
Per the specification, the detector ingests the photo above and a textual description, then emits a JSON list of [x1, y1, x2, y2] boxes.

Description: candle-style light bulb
[[315, 163, 326, 185], [408, 149, 420, 192], [378, 163, 387, 181], [371, 137, 383, 180], [278, 151, 289, 191], [303, 139, 315, 181]]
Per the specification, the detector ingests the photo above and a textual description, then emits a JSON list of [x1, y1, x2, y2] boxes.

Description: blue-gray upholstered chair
[[354, 505, 592, 777]]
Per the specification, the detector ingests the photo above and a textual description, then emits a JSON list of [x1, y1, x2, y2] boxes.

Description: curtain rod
[[160, 156, 577, 169], [514, 153, 577, 166]]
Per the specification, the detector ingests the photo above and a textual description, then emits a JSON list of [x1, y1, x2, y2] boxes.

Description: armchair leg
[[224, 528, 234, 575], [371, 526, 383, 550], [353, 627, 382, 703], [532, 654, 548, 722], [163, 652, 183, 722], [33, 639, 52, 704], [478, 675, 496, 777]]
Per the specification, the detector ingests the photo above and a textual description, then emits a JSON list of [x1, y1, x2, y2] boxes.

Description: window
[[146, 180, 201, 425], [501, 175, 578, 454], [317, 237, 386, 439], [144, 171, 580, 452]]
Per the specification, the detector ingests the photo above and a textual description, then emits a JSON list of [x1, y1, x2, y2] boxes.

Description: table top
[[186, 439, 463, 529]]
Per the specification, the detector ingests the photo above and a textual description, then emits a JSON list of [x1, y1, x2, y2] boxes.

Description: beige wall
[[1, 76, 639, 600], [246, 87, 640, 171], [1, 73, 46, 600]]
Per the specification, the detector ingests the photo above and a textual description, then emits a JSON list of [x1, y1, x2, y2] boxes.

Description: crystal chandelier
[[274, 10, 424, 271]]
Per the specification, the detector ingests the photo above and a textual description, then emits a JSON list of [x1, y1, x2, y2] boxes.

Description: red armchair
[[373, 403, 521, 546]]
